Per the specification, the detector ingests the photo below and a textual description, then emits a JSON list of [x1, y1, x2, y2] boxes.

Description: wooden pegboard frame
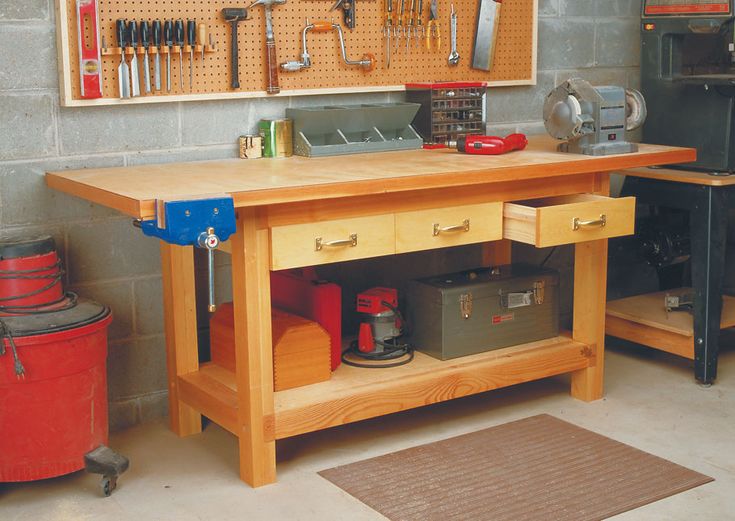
[[56, 0, 537, 107]]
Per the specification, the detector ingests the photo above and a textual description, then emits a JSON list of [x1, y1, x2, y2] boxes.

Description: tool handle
[[198, 23, 207, 47], [152, 20, 161, 46], [266, 39, 280, 93], [116, 19, 127, 49], [187, 20, 196, 46], [140, 20, 149, 49], [229, 21, 240, 88], [174, 19, 184, 46], [163, 20, 173, 46], [128, 20, 138, 49], [312, 20, 334, 33]]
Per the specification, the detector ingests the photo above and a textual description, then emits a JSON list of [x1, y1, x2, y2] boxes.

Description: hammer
[[248, 0, 286, 94], [222, 8, 248, 89]]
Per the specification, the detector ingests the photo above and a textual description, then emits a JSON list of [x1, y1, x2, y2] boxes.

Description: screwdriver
[[187, 20, 196, 90], [174, 19, 184, 91], [152, 20, 162, 91], [163, 20, 173, 92], [140, 20, 151, 94], [198, 23, 207, 60]]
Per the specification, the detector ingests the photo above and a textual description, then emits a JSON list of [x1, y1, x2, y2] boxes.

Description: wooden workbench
[[46, 137, 694, 487]]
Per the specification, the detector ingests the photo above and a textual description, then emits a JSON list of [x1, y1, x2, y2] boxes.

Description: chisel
[[140, 20, 151, 94], [187, 20, 196, 90], [152, 20, 162, 91], [198, 23, 207, 60], [128, 20, 140, 96], [164, 20, 173, 92], [174, 19, 184, 91], [115, 19, 130, 98]]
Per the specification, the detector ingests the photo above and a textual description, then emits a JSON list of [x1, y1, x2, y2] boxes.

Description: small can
[[238, 135, 263, 159], [258, 118, 293, 158]]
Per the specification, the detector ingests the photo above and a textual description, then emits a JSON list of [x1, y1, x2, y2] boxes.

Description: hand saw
[[76, 0, 103, 98], [471, 0, 502, 71]]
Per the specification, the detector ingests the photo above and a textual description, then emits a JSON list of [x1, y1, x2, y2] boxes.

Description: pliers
[[425, 0, 440, 51]]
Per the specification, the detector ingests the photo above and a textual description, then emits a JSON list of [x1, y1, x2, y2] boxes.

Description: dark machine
[[641, 0, 735, 171]]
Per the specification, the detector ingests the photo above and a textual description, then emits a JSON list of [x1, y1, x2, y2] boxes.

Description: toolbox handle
[[572, 214, 606, 231], [315, 234, 358, 251], [433, 219, 470, 236]]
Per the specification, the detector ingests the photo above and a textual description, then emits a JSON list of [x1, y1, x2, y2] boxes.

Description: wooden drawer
[[503, 194, 635, 248], [395, 202, 503, 254], [270, 214, 395, 270]]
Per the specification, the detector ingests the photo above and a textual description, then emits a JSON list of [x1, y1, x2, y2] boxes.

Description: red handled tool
[[76, 0, 103, 98], [456, 133, 528, 155]]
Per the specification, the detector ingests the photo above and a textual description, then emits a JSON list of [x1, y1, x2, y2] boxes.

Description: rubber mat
[[319, 414, 713, 521]]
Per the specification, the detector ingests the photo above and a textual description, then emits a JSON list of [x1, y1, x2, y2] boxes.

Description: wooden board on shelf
[[180, 334, 593, 441], [605, 289, 735, 359], [56, 0, 538, 106]]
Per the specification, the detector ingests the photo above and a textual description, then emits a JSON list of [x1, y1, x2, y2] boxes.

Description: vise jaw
[[139, 195, 236, 246]]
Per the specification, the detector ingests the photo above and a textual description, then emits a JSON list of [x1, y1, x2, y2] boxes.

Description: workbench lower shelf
[[178, 334, 593, 441]]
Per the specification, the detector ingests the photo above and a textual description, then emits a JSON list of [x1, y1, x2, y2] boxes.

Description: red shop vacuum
[[0, 235, 128, 496]]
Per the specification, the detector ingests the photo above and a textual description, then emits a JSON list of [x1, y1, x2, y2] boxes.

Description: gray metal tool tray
[[407, 264, 560, 360], [285, 103, 423, 157]]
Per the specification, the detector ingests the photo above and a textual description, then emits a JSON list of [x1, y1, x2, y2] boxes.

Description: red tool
[[76, 0, 103, 99], [456, 133, 528, 155]]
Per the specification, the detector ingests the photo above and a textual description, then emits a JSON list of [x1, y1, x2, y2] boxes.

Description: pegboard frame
[[55, 0, 538, 107]]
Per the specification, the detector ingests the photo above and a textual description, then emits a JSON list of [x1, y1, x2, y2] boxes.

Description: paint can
[[258, 118, 293, 158]]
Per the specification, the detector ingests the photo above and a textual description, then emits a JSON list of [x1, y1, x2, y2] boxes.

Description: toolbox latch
[[459, 293, 473, 320], [500, 280, 545, 309], [534, 280, 545, 305]]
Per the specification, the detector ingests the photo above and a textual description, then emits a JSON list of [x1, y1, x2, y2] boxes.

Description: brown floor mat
[[319, 414, 713, 521]]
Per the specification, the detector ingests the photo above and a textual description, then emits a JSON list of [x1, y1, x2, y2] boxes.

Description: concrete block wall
[[0, 0, 643, 431]]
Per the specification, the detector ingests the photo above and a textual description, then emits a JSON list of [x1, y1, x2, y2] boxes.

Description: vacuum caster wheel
[[100, 475, 118, 497]]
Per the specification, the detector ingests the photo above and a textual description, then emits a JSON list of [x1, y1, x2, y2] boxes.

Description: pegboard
[[56, 0, 537, 106]]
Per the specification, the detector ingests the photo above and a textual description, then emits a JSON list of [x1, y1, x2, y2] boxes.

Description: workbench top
[[46, 136, 695, 219], [621, 166, 735, 187]]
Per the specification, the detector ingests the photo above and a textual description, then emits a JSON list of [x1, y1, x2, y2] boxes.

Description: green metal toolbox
[[407, 264, 559, 360]]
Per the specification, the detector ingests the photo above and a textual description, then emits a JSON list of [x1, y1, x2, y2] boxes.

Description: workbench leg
[[160, 243, 202, 437], [230, 209, 276, 487], [690, 186, 728, 385], [571, 239, 608, 401], [481, 239, 512, 266]]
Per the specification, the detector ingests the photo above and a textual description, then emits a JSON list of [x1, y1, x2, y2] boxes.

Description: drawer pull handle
[[315, 234, 358, 251], [573, 214, 606, 231], [433, 219, 470, 236]]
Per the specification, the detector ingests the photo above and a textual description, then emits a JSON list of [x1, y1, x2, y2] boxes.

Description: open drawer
[[503, 194, 635, 248]]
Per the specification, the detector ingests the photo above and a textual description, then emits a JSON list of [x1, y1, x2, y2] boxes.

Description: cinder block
[[597, 0, 642, 17], [133, 277, 164, 336], [125, 145, 238, 166], [108, 398, 140, 432], [59, 103, 179, 155], [139, 391, 169, 423], [295, 92, 391, 108], [107, 336, 167, 400], [555, 68, 630, 87], [538, 18, 595, 70], [66, 218, 161, 284], [71, 279, 134, 341], [486, 72, 556, 123], [596, 20, 641, 67], [180, 99, 253, 146], [0, 94, 55, 160], [0, 0, 49, 20], [0, 24, 56, 90], [539, 0, 559, 16], [0, 157, 122, 227], [559, 0, 596, 16]]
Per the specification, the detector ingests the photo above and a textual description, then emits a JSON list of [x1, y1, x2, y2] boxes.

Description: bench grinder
[[543, 77, 647, 156]]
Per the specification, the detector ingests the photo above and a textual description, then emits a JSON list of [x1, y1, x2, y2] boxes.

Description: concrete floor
[[2, 341, 733, 521]]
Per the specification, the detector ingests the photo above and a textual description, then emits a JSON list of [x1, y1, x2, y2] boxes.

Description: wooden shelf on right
[[606, 288, 735, 359]]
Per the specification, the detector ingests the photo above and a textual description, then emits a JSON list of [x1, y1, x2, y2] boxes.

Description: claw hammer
[[248, 0, 286, 94]]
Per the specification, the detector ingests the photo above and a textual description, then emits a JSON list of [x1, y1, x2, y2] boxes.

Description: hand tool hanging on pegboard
[[471, 0, 502, 71], [174, 19, 185, 91], [281, 20, 375, 72], [140, 20, 152, 93], [152, 20, 162, 91], [382, 0, 392, 68], [115, 19, 130, 98], [331, 0, 356, 30], [426, 0, 440, 51], [163, 19, 173, 92], [448, 4, 460, 66], [187, 20, 196, 90], [249, 0, 286, 94], [127, 20, 141, 96], [198, 23, 207, 61], [76, 0, 103, 98], [222, 8, 248, 89]]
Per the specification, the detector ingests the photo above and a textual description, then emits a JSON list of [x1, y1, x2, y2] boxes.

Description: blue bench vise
[[138, 195, 236, 312]]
